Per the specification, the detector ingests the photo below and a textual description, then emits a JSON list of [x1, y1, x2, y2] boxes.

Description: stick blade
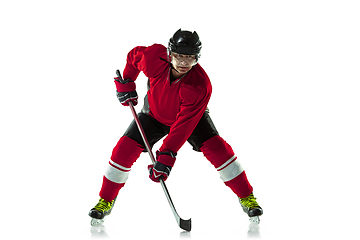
[[179, 218, 192, 231]]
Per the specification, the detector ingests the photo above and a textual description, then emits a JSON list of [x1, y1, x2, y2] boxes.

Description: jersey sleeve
[[122, 46, 147, 81], [122, 44, 167, 81]]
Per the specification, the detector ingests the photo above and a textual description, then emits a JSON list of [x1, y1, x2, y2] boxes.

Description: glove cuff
[[114, 78, 136, 92], [156, 150, 177, 167]]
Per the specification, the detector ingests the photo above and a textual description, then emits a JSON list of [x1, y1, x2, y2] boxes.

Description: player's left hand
[[148, 161, 172, 182], [148, 150, 176, 182]]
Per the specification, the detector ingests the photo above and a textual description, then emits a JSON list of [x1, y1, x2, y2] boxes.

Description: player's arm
[[149, 84, 211, 182], [114, 46, 148, 106]]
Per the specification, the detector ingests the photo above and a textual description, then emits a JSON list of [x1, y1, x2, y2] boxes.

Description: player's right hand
[[114, 76, 138, 106], [116, 90, 138, 106]]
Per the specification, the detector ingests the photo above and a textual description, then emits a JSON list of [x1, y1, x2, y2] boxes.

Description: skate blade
[[91, 218, 105, 226], [249, 216, 260, 224]]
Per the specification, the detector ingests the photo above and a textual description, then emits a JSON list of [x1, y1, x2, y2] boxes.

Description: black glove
[[116, 90, 138, 106], [147, 150, 176, 182]]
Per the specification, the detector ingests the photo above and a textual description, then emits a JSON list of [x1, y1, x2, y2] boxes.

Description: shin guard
[[99, 136, 144, 201], [200, 135, 253, 198]]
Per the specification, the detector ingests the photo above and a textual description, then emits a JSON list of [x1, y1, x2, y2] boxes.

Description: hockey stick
[[116, 70, 191, 231]]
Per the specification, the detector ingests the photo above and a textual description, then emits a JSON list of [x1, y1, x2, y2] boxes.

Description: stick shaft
[[128, 101, 180, 221], [128, 102, 156, 163], [117, 70, 190, 230]]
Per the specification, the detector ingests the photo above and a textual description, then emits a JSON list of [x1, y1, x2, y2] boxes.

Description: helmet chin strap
[[160, 57, 179, 73]]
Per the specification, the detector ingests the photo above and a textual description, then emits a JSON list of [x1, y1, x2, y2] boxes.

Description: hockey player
[[89, 29, 263, 225]]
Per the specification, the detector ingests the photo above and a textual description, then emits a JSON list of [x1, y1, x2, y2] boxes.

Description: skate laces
[[240, 193, 260, 209], [94, 198, 113, 212]]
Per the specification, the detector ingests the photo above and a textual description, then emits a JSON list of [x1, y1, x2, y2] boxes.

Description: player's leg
[[90, 113, 168, 221], [99, 113, 169, 201], [199, 135, 254, 198], [89, 135, 143, 222], [187, 111, 262, 219]]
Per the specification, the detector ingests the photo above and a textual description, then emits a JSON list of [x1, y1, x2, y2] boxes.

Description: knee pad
[[100, 136, 144, 201], [200, 135, 235, 168], [200, 135, 252, 198], [105, 136, 144, 184], [200, 135, 243, 182], [111, 136, 144, 168]]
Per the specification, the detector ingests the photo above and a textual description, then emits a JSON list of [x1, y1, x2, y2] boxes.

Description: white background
[[1, 0, 359, 239]]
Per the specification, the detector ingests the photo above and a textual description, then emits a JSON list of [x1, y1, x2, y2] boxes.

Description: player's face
[[171, 52, 197, 74]]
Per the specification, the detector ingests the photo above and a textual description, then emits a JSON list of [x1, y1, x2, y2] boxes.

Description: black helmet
[[168, 29, 202, 57]]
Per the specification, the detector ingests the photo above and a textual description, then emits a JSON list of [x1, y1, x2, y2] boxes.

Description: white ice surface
[[1, 1, 359, 239]]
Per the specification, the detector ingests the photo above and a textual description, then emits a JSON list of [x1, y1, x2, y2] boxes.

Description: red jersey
[[122, 44, 212, 154]]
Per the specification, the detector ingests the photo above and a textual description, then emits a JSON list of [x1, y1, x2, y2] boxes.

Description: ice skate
[[89, 198, 116, 226], [239, 193, 263, 224]]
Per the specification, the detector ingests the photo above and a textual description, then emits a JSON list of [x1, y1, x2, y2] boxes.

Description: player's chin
[[177, 66, 191, 73]]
